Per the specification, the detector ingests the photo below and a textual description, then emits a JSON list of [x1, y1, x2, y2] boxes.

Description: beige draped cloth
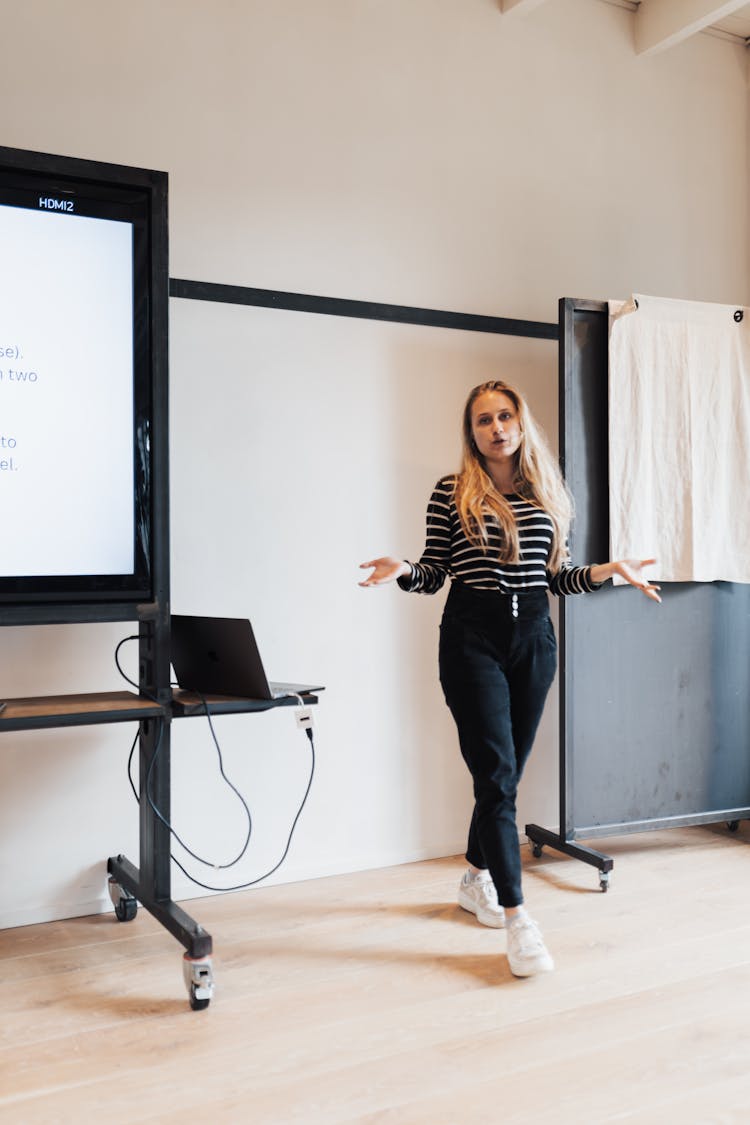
[[608, 293, 750, 584]]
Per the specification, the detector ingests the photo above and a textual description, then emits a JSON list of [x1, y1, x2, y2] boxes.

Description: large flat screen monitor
[[0, 148, 167, 617]]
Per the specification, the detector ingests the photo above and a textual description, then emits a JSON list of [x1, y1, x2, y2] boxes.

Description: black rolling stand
[[105, 673, 320, 1011], [0, 654, 319, 1011], [0, 145, 323, 1009], [526, 297, 750, 892]]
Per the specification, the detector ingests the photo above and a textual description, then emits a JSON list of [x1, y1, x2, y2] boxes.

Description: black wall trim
[[169, 278, 558, 340]]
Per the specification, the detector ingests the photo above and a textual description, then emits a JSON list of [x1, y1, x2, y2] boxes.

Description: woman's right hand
[[358, 557, 411, 587]]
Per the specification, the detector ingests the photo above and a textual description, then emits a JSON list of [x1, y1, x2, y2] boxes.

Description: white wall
[[0, 0, 747, 925]]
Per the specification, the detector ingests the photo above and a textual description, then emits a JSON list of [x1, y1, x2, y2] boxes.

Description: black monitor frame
[[0, 146, 168, 626]]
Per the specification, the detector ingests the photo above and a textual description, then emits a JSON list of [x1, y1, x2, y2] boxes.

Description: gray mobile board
[[525, 298, 750, 890]]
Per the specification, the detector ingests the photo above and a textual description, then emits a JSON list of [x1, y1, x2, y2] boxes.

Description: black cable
[[145, 686, 253, 869], [126, 727, 139, 802], [116, 634, 252, 869], [169, 727, 316, 893], [115, 634, 315, 886], [114, 634, 156, 701], [118, 633, 162, 806]]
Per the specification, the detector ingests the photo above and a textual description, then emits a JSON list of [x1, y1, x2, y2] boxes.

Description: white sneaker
[[457, 871, 505, 928], [506, 915, 554, 977]]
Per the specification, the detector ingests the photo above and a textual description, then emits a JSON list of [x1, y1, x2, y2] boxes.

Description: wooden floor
[[1, 825, 749, 1124]]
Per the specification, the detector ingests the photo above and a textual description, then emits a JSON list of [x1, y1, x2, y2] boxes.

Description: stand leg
[[106, 853, 212, 958], [106, 622, 214, 1004], [525, 823, 614, 892]]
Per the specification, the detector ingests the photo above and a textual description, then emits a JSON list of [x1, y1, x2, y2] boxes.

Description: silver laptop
[[170, 615, 323, 701]]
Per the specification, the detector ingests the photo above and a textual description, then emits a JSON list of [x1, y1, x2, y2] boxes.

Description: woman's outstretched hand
[[590, 558, 662, 603], [359, 557, 411, 587]]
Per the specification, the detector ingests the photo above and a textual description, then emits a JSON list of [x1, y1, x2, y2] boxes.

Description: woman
[[359, 380, 660, 978]]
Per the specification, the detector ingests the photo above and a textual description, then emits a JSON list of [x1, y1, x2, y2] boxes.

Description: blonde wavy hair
[[454, 380, 573, 574]]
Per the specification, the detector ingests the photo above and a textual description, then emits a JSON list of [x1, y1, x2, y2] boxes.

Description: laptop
[[170, 615, 323, 701]]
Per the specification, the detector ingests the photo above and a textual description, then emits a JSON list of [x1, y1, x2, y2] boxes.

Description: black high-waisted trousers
[[438, 581, 558, 908]]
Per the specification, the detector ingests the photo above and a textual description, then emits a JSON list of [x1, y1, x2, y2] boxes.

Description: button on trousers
[[438, 581, 558, 907]]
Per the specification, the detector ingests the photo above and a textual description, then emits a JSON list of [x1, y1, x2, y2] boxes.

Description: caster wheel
[[108, 876, 137, 922], [532, 844, 544, 858], [189, 985, 211, 1011], [727, 821, 740, 833], [114, 897, 138, 922], [599, 872, 610, 893], [183, 953, 214, 1011]]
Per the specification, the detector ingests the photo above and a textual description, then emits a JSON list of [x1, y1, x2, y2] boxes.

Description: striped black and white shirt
[[397, 475, 600, 597]]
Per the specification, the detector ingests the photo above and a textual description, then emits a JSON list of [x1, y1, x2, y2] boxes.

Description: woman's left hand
[[590, 558, 662, 603]]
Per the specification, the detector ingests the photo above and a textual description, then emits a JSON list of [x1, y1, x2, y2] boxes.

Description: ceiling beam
[[635, 0, 750, 55], [499, 0, 550, 15]]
